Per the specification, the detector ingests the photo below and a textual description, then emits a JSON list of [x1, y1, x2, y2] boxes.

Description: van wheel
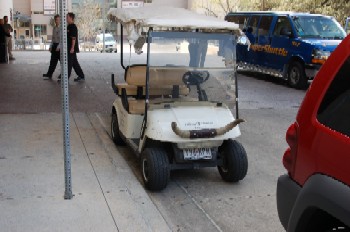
[[287, 61, 308, 89], [111, 111, 125, 146], [218, 140, 248, 182], [141, 148, 169, 191]]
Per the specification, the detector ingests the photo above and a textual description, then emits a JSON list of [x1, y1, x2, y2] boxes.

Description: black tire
[[325, 227, 350, 232], [218, 140, 248, 182], [287, 61, 308, 89], [141, 148, 170, 191], [111, 111, 125, 146]]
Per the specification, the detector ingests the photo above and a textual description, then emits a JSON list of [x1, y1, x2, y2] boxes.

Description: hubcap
[[142, 159, 149, 182], [111, 116, 116, 138], [289, 67, 300, 85]]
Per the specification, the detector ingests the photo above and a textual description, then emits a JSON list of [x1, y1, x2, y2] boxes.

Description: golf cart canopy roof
[[107, 6, 241, 33]]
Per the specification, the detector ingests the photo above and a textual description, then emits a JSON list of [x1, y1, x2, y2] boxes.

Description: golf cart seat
[[116, 65, 190, 114]]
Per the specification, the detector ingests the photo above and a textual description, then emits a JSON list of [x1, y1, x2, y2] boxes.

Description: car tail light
[[283, 123, 299, 175]]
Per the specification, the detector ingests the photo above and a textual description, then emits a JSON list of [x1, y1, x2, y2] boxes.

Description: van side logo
[[250, 44, 288, 57], [292, 41, 301, 47]]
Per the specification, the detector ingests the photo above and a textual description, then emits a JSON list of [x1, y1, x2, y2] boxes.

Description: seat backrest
[[125, 65, 188, 86]]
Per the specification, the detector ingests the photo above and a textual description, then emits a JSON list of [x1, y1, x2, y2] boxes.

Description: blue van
[[225, 12, 346, 88]]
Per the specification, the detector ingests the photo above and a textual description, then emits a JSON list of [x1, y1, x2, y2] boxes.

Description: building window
[[19, 21, 30, 27], [25, 30, 30, 37], [34, 24, 47, 37], [144, 0, 152, 3]]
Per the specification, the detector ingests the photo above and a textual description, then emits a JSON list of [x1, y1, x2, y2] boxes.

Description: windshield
[[292, 16, 346, 39], [121, 31, 238, 108], [147, 31, 238, 108], [105, 36, 115, 42]]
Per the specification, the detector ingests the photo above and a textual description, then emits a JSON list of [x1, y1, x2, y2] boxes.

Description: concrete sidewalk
[[0, 112, 170, 232]]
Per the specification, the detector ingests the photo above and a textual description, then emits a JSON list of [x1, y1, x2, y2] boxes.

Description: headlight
[[312, 49, 331, 65]]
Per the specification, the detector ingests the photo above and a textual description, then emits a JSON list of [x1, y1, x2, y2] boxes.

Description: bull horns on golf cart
[[171, 118, 245, 139]]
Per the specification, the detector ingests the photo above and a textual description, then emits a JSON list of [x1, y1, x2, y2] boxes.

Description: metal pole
[[55, 0, 58, 14], [262, 0, 265, 11], [59, 0, 73, 200], [235, 68, 239, 120], [102, 0, 106, 53]]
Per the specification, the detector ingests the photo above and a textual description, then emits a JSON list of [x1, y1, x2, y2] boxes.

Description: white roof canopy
[[107, 6, 241, 32]]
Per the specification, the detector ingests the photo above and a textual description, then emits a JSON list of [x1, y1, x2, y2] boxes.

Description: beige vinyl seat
[[115, 65, 190, 114]]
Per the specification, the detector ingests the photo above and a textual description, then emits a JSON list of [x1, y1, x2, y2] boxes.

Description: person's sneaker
[[43, 73, 52, 80], [74, 76, 85, 82]]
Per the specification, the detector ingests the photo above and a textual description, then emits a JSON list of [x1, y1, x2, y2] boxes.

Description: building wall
[[13, 0, 31, 16], [0, 0, 14, 23], [116, 0, 189, 9], [13, 0, 73, 41], [144, 0, 188, 8], [12, 0, 191, 42]]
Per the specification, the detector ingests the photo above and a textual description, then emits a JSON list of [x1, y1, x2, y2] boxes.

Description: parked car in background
[[95, 33, 117, 53], [226, 12, 346, 89], [276, 34, 350, 231]]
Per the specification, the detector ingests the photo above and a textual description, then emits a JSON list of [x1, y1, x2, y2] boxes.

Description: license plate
[[183, 148, 212, 160]]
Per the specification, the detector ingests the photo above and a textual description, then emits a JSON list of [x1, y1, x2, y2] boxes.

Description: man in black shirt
[[0, 18, 10, 63], [67, 12, 84, 81]]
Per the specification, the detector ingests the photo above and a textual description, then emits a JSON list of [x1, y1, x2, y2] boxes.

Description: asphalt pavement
[[0, 51, 306, 232], [0, 51, 170, 232]]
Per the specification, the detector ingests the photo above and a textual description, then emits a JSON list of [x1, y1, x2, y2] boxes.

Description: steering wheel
[[182, 71, 210, 86]]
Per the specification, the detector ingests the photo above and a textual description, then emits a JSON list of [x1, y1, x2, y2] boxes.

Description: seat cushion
[[116, 83, 189, 96], [128, 99, 146, 114], [125, 65, 188, 86]]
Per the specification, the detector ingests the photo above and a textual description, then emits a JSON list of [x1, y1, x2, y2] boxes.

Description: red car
[[277, 34, 350, 231]]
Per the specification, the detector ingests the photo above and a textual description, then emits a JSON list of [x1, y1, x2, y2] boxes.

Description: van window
[[273, 16, 292, 36], [258, 16, 273, 44], [248, 16, 260, 35], [258, 16, 273, 36], [292, 16, 345, 39], [317, 56, 350, 137]]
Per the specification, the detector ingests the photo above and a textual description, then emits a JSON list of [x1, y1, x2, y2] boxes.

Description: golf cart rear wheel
[[218, 140, 248, 182], [141, 148, 169, 191], [111, 111, 125, 146]]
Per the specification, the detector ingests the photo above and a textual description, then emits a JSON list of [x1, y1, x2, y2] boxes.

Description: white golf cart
[[108, 7, 248, 191]]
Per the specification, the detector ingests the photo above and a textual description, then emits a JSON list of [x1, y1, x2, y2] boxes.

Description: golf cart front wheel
[[141, 148, 170, 191], [218, 140, 248, 182], [111, 111, 125, 146]]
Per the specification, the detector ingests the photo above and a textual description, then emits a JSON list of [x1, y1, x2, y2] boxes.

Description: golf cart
[[108, 7, 248, 191]]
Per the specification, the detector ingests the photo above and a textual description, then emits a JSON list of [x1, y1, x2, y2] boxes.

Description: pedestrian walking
[[0, 18, 10, 63], [66, 12, 84, 82], [3, 16, 15, 60], [43, 14, 61, 79]]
